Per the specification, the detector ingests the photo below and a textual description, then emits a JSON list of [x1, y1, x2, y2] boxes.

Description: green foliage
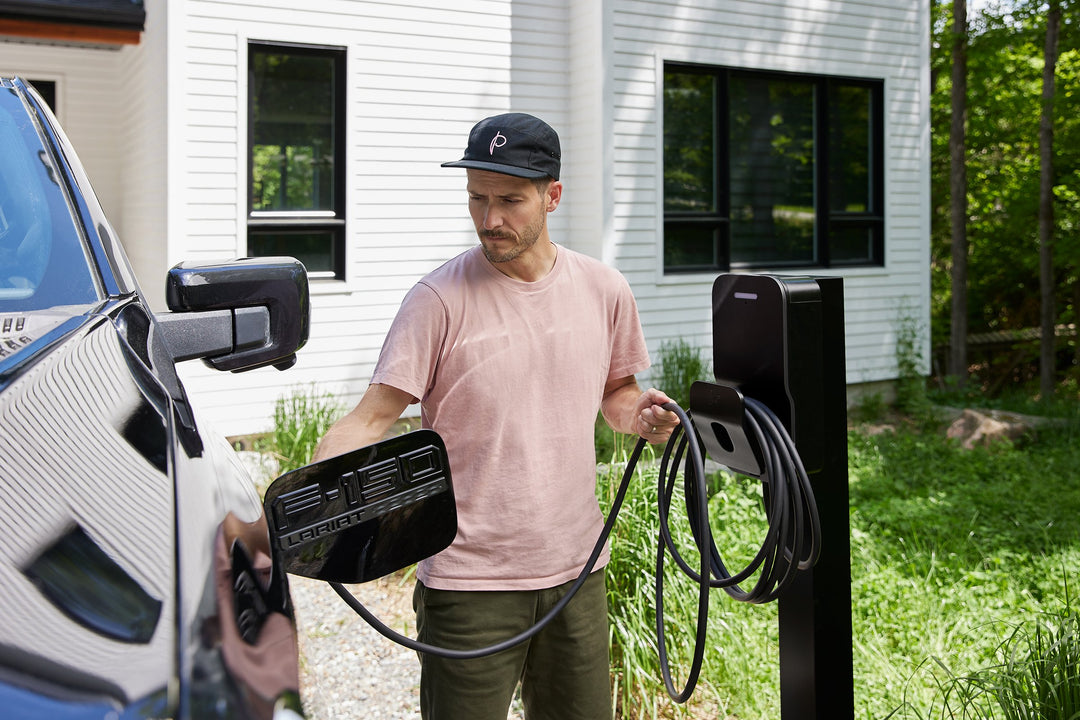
[[896, 310, 932, 418], [653, 338, 711, 411], [930, 0, 1080, 386], [849, 419, 1080, 720], [851, 389, 889, 423], [269, 384, 345, 473], [595, 413, 632, 465], [987, 609, 1080, 720], [890, 606, 1080, 720], [595, 338, 710, 463]]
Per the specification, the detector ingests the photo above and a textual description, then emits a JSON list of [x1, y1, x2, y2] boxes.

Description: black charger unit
[[690, 273, 823, 477]]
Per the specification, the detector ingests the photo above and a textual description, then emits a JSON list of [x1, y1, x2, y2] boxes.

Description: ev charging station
[[263, 272, 853, 719], [690, 274, 853, 720]]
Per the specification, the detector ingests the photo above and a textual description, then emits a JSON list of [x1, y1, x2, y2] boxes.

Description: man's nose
[[483, 206, 503, 230]]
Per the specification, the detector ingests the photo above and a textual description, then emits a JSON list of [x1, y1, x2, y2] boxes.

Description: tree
[[1039, 0, 1061, 397], [949, 0, 970, 387], [930, 0, 1080, 395]]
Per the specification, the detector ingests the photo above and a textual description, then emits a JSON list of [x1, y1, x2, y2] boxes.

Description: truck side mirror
[[156, 257, 310, 372]]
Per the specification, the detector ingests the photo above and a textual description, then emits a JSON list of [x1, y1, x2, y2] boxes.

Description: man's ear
[[546, 180, 563, 213]]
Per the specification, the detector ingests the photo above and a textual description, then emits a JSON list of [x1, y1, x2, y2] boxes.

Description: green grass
[[848, 420, 1080, 720], [888, 606, 1080, 720], [602, 414, 1080, 719]]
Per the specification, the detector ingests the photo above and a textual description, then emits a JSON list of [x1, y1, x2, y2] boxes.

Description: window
[[663, 64, 884, 274], [248, 42, 345, 279], [28, 80, 57, 113]]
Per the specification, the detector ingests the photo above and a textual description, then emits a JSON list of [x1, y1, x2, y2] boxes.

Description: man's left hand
[[633, 387, 680, 444]]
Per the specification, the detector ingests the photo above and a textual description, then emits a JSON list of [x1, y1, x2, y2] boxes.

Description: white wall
[[0, 0, 930, 437], [175, 0, 929, 436], [116, 0, 171, 309]]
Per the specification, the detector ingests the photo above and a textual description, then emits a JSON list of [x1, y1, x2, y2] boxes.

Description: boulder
[[945, 408, 1033, 449]]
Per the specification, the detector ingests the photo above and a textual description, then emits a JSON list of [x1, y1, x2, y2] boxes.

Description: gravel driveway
[[291, 573, 423, 719]]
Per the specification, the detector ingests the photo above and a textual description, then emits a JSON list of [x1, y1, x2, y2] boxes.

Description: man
[[313, 112, 678, 720]]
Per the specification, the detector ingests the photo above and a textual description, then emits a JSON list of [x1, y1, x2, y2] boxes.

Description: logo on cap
[[489, 132, 507, 156]]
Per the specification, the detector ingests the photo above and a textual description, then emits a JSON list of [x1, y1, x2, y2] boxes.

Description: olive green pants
[[413, 569, 611, 720]]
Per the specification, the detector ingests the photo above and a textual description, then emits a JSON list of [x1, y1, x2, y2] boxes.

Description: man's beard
[[479, 213, 545, 264]]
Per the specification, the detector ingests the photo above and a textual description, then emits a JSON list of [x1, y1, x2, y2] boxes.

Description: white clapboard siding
[[0, 43, 124, 233]]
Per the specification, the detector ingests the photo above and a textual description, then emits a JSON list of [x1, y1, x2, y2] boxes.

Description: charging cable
[[327, 397, 820, 701], [327, 429, 649, 660], [654, 396, 820, 700]]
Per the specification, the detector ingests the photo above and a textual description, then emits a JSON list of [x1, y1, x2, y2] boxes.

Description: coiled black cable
[[653, 396, 820, 701], [327, 397, 820, 703]]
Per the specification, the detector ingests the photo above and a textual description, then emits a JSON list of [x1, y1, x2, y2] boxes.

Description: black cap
[[442, 113, 561, 180]]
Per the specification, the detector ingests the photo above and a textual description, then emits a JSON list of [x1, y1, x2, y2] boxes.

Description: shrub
[[895, 310, 931, 418], [270, 384, 345, 473]]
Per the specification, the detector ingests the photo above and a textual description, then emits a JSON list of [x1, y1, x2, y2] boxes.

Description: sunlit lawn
[[603, 415, 1080, 719]]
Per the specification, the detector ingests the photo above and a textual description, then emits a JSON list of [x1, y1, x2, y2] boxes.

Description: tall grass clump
[[895, 309, 931, 419], [596, 339, 710, 462], [599, 443, 668, 719], [270, 384, 345, 473], [653, 338, 711, 410], [989, 607, 1080, 720], [890, 605, 1080, 720]]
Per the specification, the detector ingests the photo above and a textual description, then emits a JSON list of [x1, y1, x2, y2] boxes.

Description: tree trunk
[[1038, 1, 1060, 398], [948, 0, 969, 387]]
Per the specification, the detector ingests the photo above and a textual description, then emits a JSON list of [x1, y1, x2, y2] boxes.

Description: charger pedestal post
[[694, 274, 853, 720], [775, 276, 852, 720]]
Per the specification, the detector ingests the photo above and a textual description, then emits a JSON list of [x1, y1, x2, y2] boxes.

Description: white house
[[0, 0, 930, 438]]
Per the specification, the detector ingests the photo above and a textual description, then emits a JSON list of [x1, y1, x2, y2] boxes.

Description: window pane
[[251, 50, 336, 213], [248, 230, 335, 273], [28, 80, 57, 113], [829, 85, 872, 213], [829, 225, 875, 263], [663, 72, 715, 213], [663, 222, 722, 270], [728, 75, 815, 265]]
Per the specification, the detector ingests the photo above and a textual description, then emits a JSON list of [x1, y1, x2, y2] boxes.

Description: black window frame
[[662, 63, 885, 275], [247, 41, 346, 281]]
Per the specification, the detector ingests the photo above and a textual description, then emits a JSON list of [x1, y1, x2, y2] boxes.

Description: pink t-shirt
[[371, 244, 650, 590]]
